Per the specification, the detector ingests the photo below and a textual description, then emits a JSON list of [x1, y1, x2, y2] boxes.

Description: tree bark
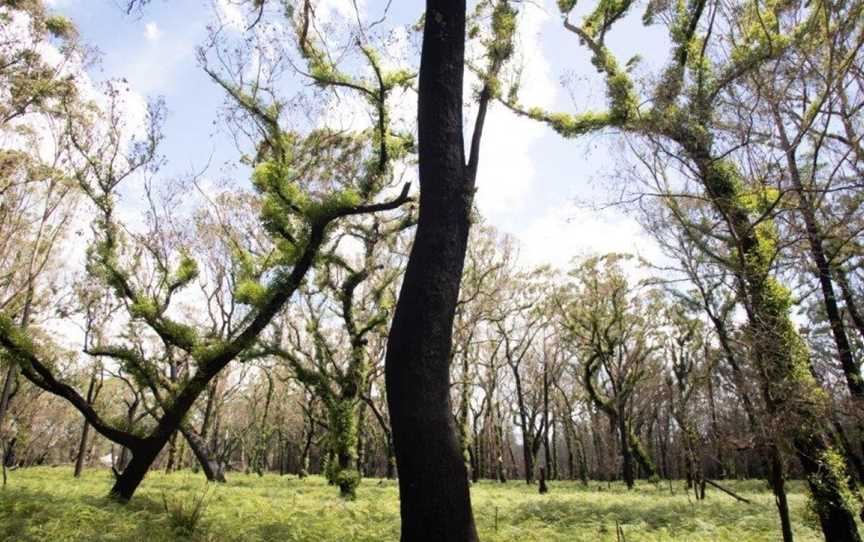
[[73, 420, 92, 478], [683, 143, 862, 542], [384, 1, 485, 538], [180, 426, 226, 483], [74, 366, 101, 478], [110, 441, 162, 500], [0, 364, 15, 435], [618, 413, 635, 489]]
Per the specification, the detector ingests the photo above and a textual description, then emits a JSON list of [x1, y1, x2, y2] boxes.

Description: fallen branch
[[705, 479, 752, 504]]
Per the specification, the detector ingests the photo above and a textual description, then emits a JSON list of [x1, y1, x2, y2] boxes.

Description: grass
[[0, 467, 826, 541]]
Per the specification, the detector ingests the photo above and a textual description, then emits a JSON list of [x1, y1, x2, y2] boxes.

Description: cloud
[[215, 0, 246, 30], [144, 21, 161, 41], [317, 0, 365, 23], [515, 204, 662, 273], [474, 1, 556, 221]]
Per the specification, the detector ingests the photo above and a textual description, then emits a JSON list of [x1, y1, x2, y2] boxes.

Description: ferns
[[0, 467, 826, 541]]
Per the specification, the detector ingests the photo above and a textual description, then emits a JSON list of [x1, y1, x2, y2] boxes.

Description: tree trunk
[[618, 415, 635, 489], [384, 1, 481, 540], [563, 418, 575, 480], [775, 113, 864, 404], [325, 397, 361, 499], [834, 266, 864, 342], [110, 442, 162, 501], [685, 146, 862, 542], [73, 420, 92, 478], [0, 364, 16, 434], [770, 448, 794, 542], [180, 426, 226, 483], [164, 431, 178, 473], [73, 366, 100, 478], [538, 466, 548, 494]]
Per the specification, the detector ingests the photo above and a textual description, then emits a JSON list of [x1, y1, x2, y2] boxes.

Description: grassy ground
[[0, 467, 826, 541]]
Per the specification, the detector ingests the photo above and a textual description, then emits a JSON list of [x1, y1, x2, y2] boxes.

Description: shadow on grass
[[0, 485, 205, 542]]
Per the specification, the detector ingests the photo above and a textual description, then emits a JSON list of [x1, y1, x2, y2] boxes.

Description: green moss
[[234, 280, 268, 307], [737, 186, 781, 214], [557, 0, 578, 12], [161, 320, 199, 350], [174, 254, 199, 285], [527, 108, 613, 138], [381, 69, 413, 90], [323, 399, 361, 499], [192, 340, 231, 365], [607, 71, 637, 123], [44, 15, 75, 39], [582, 0, 636, 38], [0, 313, 40, 369], [489, 1, 517, 63], [129, 298, 159, 321], [806, 448, 858, 519]]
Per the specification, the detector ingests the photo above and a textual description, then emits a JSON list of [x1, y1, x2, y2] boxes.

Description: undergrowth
[[0, 467, 829, 541]]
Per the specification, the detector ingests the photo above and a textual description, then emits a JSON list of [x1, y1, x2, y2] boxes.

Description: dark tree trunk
[[110, 442, 162, 501], [770, 448, 794, 542], [775, 118, 864, 404], [164, 431, 178, 473], [0, 364, 16, 434], [618, 414, 635, 489], [180, 426, 226, 483], [832, 417, 864, 483], [512, 368, 535, 484], [834, 266, 864, 342], [73, 420, 92, 478], [384, 1, 486, 540], [542, 366, 553, 480], [577, 438, 589, 486], [562, 418, 575, 480], [685, 144, 862, 541], [73, 366, 101, 478], [706, 374, 724, 478], [538, 466, 548, 494]]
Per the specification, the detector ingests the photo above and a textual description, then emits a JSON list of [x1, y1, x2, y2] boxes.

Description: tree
[[489, 268, 548, 485], [558, 255, 660, 489], [0, 21, 412, 501], [0, 0, 81, 468], [384, 0, 516, 539], [508, 0, 863, 536], [264, 213, 409, 498]]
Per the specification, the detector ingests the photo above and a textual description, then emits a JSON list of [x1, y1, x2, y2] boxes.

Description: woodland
[[1, 0, 864, 541]]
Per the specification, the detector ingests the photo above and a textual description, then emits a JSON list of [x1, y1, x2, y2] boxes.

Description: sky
[[43, 0, 674, 272]]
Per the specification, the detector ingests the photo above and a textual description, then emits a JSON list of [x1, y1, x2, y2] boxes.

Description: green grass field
[[0, 468, 825, 541]]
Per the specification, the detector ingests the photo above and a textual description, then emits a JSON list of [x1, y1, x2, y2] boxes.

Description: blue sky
[[47, 0, 673, 270]]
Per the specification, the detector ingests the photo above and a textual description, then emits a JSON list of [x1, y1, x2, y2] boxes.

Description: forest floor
[[0, 467, 827, 541]]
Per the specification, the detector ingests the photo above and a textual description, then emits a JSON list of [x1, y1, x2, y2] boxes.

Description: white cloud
[[515, 204, 662, 273], [144, 21, 162, 41], [215, 0, 246, 30], [317, 0, 365, 23], [474, 1, 556, 220]]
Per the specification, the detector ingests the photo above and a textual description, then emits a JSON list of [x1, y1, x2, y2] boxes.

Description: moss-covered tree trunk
[[326, 396, 361, 499], [688, 147, 862, 541]]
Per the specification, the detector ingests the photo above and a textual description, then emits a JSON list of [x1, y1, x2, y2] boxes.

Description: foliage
[[0, 468, 829, 542], [161, 485, 211, 538]]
